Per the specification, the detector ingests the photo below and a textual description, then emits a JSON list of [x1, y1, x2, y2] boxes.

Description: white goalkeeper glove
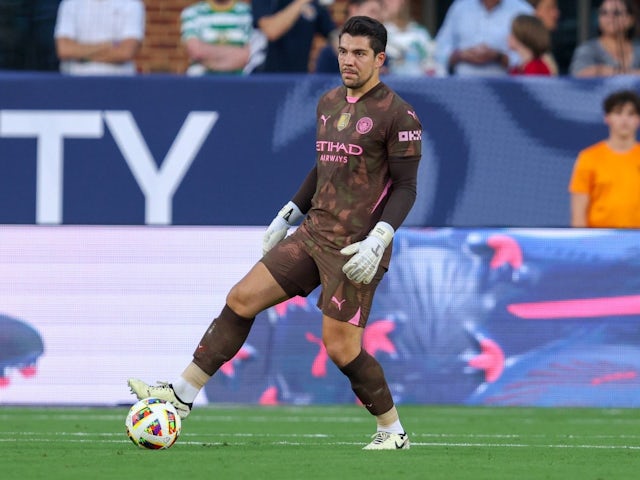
[[340, 221, 394, 284], [262, 201, 303, 255]]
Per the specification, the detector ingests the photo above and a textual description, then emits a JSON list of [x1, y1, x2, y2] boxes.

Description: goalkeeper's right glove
[[262, 201, 303, 255], [340, 222, 394, 284]]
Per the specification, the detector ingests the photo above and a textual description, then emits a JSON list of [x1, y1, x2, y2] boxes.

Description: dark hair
[[603, 89, 640, 114], [597, 0, 636, 39], [511, 14, 551, 58], [339, 15, 387, 54]]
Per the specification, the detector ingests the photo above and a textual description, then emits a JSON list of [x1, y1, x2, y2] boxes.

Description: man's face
[[536, 0, 560, 31], [605, 103, 640, 138], [338, 33, 384, 90]]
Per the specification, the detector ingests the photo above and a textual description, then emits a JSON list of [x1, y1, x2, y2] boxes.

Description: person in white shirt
[[383, 0, 444, 76], [54, 0, 145, 75], [435, 0, 533, 76]]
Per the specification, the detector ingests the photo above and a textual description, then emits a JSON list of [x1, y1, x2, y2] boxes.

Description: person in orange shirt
[[569, 89, 640, 228]]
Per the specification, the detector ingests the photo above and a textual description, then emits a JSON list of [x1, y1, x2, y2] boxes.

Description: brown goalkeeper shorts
[[260, 225, 386, 328]]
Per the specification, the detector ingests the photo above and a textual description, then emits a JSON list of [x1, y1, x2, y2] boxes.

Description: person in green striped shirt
[[181, 0, 263, 74]]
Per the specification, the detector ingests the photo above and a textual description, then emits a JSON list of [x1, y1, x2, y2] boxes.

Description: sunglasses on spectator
[[599, 9, 628, 17]]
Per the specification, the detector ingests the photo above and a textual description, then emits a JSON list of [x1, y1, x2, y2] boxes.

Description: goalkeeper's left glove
[[262, 201, 303, 255], [340, 222, 394, 284]]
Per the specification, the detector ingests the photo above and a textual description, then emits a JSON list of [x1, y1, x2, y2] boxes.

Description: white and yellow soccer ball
[[125, 397, 182, 449]]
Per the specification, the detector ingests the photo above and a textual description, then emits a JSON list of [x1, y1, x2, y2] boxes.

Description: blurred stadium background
[[135, 0, 621, 75], [2, 1, 640, 412]]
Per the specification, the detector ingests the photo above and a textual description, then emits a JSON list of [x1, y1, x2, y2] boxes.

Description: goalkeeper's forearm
[[290, 166, 317, 215], [378, 156, 419, 230]]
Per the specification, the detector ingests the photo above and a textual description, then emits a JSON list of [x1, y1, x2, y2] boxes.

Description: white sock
[[172, 377, 200, 404], [377, 419, 404, 435]]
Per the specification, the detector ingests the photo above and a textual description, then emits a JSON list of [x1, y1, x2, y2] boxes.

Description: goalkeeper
[[129, 15, 422, 451]]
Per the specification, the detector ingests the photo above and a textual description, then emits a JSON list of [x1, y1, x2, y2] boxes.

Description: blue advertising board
[[2, 73, 639, 226], [2, 73, 640, 408]]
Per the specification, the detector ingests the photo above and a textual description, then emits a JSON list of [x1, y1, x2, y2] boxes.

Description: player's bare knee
[[225, 284, 254, 318], [324, 339, 357, 368]]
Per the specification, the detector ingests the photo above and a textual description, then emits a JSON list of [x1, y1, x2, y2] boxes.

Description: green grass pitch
[[3, 405, 640, 479]]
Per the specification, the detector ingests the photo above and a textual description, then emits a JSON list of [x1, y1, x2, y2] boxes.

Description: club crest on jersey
[[356, 117, 373, 134], [337, 113, 351, 131]]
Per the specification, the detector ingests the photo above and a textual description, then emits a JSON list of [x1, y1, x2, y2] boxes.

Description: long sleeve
[[291, 165, 317, 214], [379, 155, 420, 230]]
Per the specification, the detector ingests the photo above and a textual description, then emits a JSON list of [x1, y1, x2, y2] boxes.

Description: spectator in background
[[252, 0, 334, 72], [315, 0, 382, 74], [527, 0, 560, 73], [383, 0, 444, 76], [54, 0, 145, 75], [570, 0, 640, 77], [435, 0, 534, 76], [0, 0, 61, 71], [569, 90, 640, 228], [527, 0, 559, 31], [181, 0, 256, 75], [508, 14, 552, 75]]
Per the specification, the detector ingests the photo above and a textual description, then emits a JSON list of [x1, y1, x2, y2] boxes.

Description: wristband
[[278, 201, 303, 225], [368, 221, 394, 248]]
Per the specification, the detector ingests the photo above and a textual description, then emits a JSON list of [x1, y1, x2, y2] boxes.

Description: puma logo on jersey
[[321, 114, 331, 126], [407, 110, 418, 121], [331, 296, 346, 311]]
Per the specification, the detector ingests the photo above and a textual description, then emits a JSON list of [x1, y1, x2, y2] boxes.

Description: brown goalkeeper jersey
[[293, 82, 422, 251]]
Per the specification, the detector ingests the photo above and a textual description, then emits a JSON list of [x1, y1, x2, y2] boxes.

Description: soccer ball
[[125, 397, 182, 449]]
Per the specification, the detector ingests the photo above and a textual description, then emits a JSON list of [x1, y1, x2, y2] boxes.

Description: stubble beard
[[342, 77, 363, 89], [341, 69, 373, 91]]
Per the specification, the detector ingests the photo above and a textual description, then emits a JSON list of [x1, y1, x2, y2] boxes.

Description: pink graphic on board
[[487, 234, 523, 269], [220, 345, 256, 378]]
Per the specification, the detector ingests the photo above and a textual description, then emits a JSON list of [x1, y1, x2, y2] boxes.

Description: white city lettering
[[0, 109, 218, 225], [0, 110, 103, 224], [104, 111, 218, 224]]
